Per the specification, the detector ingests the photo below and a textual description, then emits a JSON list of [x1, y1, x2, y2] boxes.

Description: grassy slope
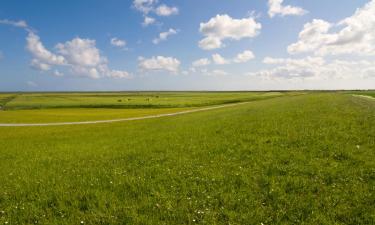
[[0, 93, 374, 224]]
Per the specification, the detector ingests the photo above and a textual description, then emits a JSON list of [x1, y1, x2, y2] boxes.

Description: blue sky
[[0, 0, 374, 91]]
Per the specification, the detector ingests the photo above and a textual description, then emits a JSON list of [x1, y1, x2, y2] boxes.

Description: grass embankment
[[0, 93, 374, 224]]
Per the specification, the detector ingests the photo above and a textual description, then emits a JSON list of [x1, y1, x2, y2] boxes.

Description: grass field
[[0, 92, 287, 110], [0, 92, 291, 123], [0, 92, 374, 224]]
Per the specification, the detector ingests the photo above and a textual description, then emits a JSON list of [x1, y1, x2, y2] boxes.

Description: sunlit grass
[[0, 93, 374, 224]]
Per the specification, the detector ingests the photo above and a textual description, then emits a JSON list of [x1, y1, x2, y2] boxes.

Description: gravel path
[[0, 102, 249, 127], [353, 94, 375, 100]]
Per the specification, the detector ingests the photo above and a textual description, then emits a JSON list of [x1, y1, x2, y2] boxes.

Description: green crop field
[[0, 92, 374, 224]]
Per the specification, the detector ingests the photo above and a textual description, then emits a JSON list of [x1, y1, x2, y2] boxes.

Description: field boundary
[[0, 102, 249, 127]]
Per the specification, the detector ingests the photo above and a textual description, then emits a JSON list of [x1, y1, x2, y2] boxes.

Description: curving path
[[0, 102, 249, 127], [352, 94, 375, 100]]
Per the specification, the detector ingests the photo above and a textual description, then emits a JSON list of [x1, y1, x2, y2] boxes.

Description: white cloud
[[56, 38, 104, 68], [142, 16, 156, 26], [26, 34, 130, 79], [133, 0, 157, 14], [155, 4, 179, 16], [268, 0, 308, 18], [1, 19, 131, 79], [53, 70, 64, 77], [30, 59, 51, 71], [107, 69, 131, 79], [138, 56, 180, 73], [153, 28, 178, 44], [287, 19, 334, 54], [251, 56, 375, 80], [234, 50, 255, 63], [210, 50, 255, 65], [0, 19, 28, 29], [26, 32, 66, 68], [288, 0, 375, 56], [199, 14, 261, 50], [212, 54, 230, 65], [189, 68, 228, 77], [198, 37, 224, 50], [251, 56, 326, 79], [133, 0, 178, 27], [192, 58, 211, 67], [110, 37, 126, 48]]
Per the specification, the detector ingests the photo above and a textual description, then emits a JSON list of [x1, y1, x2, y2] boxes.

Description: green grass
[[1, 92, 290, 110], [0, 93, 374, 224], [0, 94, 17, 108]]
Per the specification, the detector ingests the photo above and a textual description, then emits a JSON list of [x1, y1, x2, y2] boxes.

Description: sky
[[0, 0, 374, 91]]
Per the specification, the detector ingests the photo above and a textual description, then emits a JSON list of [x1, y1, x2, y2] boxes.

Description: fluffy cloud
[[56, 38, 130, 79], [25, 34, 129, 79], [110, 37, 126, 48], [26, 32, 66, 69], [56, 38, 103, 68], [252, 57, 326, 79], [199, 14, 261, 50], [138, 56, 180, 73], [198, 37, 223, 50], [211, 50, 255, 65], [1, 18, 131, 79], [268, 0, 307, 18], [251, 56, 375, 80], [30, 59, 52, 71], [155, 4, 179, 16], [153, 28, 178, 44], [234, 50, 255, 63], [192, 58, 211, 67], [212, 54, 230, 65], [142, 16, 156, 26], [133, 0, 157, 14], [288, 0, 375, 56], [133, 0, 179, 26]]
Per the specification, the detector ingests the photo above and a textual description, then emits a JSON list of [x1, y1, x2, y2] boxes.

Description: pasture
[[0, 92, 374, 224]]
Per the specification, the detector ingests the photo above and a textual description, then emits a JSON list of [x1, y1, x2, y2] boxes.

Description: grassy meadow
[[0, 92, 286, 110], [0, 92, 374, 224]]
